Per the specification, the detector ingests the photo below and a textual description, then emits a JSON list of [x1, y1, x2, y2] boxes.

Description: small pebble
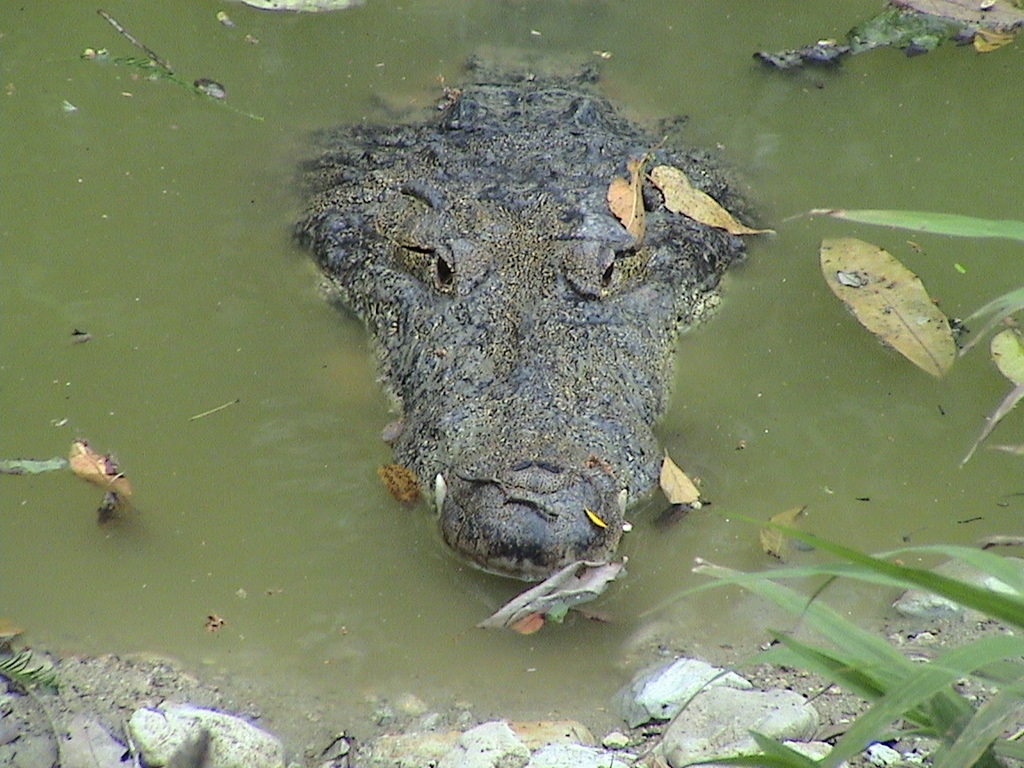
[[601, 731, 629, 749], [865, 742, 901, 766]]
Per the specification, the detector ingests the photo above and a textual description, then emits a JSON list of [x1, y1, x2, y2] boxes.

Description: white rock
[[128, 703, 284, 768], [661, 688, 818, 768], [438, 721, 530, 768], [526, 743, 632, 768], [616, 657, 753, 727], [865, 743, 902, 766], [893, 557, 1024, 619], [601, 731, 630, 749]]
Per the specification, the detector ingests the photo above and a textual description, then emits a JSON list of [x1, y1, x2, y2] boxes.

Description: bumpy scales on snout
[[297, 65, 746, 580]]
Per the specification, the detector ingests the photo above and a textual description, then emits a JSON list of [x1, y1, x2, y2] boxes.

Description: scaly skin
[[297, 65, 746, 580]]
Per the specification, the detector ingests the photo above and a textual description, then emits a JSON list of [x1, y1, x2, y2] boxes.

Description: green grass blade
[[960, 286, 1024, 355], [761, 632, 894, 703], [994, 739, 1024, 761], [827, 636, 1024, 766], [752, 530, 1024, 630], [694, 560, 913, 674], [809, 209, 1024, 242], [934, 684, 1024, 768], [876, 545, 1024, 595]]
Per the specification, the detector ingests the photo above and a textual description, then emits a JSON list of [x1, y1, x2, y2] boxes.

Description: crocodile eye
[[435, 254, 455, 291]]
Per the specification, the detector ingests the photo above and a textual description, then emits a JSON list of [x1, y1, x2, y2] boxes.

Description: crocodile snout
[[435, 459, 626, 581]]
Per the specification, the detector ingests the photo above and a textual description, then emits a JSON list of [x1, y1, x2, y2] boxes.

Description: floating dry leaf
[[68, 439, 133, 496], [378, 463, 420, 504], [759, 505, 807, 560], [659, 453, 700, 505], [820, 238, 955, 377], [650, 165, 773, 236], [478, 560, 625, 631], [607, 156, 648, 242], [991, 329, 1024, 386], [205, 614, 226, 633]]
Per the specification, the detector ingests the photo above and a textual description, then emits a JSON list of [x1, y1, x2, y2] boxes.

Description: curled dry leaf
[[607, 156, 648, 242], [68, 440, 133, 496], [378, 463, 420, 504], [659, 453, 700, 506], [820, 238, 955, 377], [478, 560, 625, 632], [650, 165, 773, 236], [759, 505, 807, 561]]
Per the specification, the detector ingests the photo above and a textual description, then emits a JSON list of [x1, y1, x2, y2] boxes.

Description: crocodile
[[297, 62, 748, 580]]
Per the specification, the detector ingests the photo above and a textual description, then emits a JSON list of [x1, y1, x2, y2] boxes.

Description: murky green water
[[3, 0, 1022, 727]]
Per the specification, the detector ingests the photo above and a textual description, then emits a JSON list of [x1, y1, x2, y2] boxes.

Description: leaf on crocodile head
[[650, 165, 773, 236], [607, 155, 648, 242], [378, 463, 420, 504], [69, 440, 133, 497]]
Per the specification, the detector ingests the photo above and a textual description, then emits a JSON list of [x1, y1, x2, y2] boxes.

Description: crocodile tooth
[[617, 488, 628, 514], [434, 473, 448, 512]]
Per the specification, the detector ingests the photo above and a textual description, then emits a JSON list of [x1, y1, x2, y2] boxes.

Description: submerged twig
[[189, 399, 240, 421], [97, 9, 173, 73]]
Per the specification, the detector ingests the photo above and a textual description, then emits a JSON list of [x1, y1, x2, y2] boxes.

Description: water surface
[[3, 0, 1022, 726]]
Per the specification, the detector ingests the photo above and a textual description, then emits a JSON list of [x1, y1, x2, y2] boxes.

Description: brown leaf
[[68, 439, 133, 496], [650, 165, 773, 236], [659, 454, 700, 505], [509, 612, 545, 635], [820, 238, 955, 377], [205, 614, 226, 633], [759, 506, 807, 560], [378, 463, 420, 503], [607, 156, 648, 242]]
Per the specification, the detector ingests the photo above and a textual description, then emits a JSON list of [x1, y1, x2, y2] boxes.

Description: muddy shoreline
[[2, 602, 1014, 768]]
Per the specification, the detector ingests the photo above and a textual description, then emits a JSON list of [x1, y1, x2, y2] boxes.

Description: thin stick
[[189, 399, 240, 421], [97, 9, 174, 73]]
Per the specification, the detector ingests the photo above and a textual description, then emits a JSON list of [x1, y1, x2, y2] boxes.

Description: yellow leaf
[[991, 328, 1024, 386], [820, 238, 955, 377], [759, 505, 807, 560], [584, 507, 608, 529], [649, 165, 773, 236], [68, 439, 133, 496], [974, 28, 1017, 52], [659, 454, 700, 505], [607, 156, 648, 242]]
